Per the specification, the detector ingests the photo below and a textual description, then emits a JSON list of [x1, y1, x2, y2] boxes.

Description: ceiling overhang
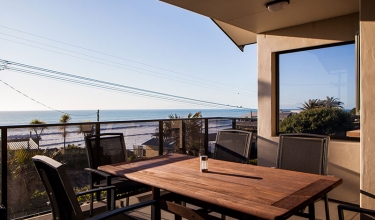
[[160, 0, 359, 49], [212, 19, 257, 51]]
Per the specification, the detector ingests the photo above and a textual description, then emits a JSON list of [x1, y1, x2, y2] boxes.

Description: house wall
[[360, 0, 375, 210], [257, 13, 360, 204]]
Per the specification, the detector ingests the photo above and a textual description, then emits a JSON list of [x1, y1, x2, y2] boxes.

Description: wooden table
[[98, 153, 342, 220]]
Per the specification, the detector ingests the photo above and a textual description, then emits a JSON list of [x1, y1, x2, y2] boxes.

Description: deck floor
[[28, 191, 359, 220]]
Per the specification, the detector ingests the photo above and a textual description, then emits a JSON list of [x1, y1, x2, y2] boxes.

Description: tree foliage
[[29, 119, 46, 141], [280, 107, 354, 136], [299, 96, 343, 110], [155, 111, 203, 156], [58, 114, 71, 149]]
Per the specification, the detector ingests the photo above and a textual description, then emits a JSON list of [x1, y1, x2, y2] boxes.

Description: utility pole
[[97, 110, 99, 122]]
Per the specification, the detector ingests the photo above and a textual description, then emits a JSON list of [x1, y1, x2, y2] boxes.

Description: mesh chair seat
[[214, 129, 253, 164], [85, 133, 150, 207], [277, 133, 330, 219], [278, 136, 326, 174]]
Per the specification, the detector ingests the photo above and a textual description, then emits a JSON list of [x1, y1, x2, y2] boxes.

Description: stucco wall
[[360, 0, 375, 209], [257, 13, 360, 204]]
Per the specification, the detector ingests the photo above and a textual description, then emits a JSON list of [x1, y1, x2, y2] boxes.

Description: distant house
[[139, 138, 175, 157], [7, 138, 39, 150]]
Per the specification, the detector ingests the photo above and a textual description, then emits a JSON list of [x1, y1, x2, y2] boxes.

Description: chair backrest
[[214, 129, 253, 163], [85, 133, 128, 169], [277, 133, 329, 175], [32, 155, 84, 220]]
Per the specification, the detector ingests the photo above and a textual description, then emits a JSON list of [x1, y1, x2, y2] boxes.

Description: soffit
[[212, 19, 257, 50], [161, 0, 359, 43]]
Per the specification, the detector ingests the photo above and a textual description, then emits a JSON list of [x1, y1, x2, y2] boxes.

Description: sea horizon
[[2, 108, 256, 149], [0, 108, 257, 126]]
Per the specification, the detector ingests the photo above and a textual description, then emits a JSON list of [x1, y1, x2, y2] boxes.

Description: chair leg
[[89, 178, 94, 217], [324, 194, 330, 220], [90, 192, 94, 217], [126, 196, 130, 206], [337, 205, 344, 220], [96, 189, 101, 201]]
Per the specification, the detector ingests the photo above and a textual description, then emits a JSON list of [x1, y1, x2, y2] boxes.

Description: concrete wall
[[257, 13, 360, 204]]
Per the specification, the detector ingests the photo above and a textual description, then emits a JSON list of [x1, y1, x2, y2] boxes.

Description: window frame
[[275, 41, 359, 140]]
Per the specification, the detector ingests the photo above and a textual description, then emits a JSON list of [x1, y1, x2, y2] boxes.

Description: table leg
[[308, 203, 315, 220], [152, 187, 161, 220]]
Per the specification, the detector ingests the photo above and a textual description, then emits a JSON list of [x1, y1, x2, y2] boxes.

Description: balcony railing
[[0, 116, 257, 219]]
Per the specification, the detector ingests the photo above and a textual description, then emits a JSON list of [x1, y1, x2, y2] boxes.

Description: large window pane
[[278, 43, 359, 139]]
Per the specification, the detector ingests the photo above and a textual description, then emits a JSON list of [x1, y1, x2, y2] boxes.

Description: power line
[[0, 26, 256, 96], [0, 37, 255, 97], [0, 78, 97, 117], [0, 59, 251, 110]]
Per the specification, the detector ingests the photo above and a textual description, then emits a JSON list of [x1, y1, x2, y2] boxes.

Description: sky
[[0, 0, 258, 111], [279, 43, 355, 110]]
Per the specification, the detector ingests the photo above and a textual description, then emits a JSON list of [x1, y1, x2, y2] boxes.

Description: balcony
[[0, 116, 360, 219], [0, 117, 259, 219]]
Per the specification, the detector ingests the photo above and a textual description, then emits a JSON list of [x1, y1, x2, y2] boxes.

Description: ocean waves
[[7, 120, 232, 149]]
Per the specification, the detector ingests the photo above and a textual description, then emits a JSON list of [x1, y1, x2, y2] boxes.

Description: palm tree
[[30, 119, 47, 150], [58, 114, 71, 149], [300, 99, 321, 110], [323, 96, 344, 109]]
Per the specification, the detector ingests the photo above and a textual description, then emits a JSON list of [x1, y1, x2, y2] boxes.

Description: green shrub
[[279, 107, 354, 136], [248, 159, 257, 165], [67, 144, 79, 149]]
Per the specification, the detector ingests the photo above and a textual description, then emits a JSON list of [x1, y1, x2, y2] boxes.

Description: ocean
[[1, 109, 255, 150], [0, 109, 253, 126]]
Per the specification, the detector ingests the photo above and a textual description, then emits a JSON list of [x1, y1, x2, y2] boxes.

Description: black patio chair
[[277, 133, 330, 220], [84, 133, 150, 210], [32, 155, 156, 220], [214, 129, 253, 163], [212, 129, 253, 219]]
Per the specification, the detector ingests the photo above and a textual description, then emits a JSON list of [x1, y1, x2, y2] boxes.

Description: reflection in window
[[278, 43, 359, 138]]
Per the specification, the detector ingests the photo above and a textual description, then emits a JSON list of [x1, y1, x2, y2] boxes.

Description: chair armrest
[[85, 167, 113, 186], [75, 185, 116, 197], [87, 200, 157, 220], [338, 204, 375, 220], [84, 168, 112, 178]]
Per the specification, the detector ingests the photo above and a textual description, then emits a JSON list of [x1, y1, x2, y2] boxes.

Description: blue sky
[[279, 43, 355, 110], [0, 0, 258, 111]]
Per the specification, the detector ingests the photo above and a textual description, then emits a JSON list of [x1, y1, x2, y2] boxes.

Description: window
[[277, 42, 359, 139]]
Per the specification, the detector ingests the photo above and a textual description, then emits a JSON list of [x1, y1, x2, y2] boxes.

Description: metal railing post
[[232, 119, 237, 129], [95, 122, 100, 135], [181, 120, 186, 154], [204, 119, 208, 155], [158, 121, 163, 156], [1, 128, 7, 219]]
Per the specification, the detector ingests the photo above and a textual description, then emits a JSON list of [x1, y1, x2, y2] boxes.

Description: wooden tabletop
[[346, 129, 360, 138], [98, 153, 342, 220]]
